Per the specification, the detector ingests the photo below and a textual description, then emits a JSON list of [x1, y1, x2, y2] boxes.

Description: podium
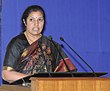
[[1, 72, 109, 91], [30, 77, 110, 91], [1, 77, 110, 91], [0, 84, 31, 91], [10, 72, 108, 85]]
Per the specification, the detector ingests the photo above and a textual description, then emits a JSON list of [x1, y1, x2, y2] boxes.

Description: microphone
[[48, 36, 74, 77], [60, 37, 97, 77], [21, 78, 31, 87]]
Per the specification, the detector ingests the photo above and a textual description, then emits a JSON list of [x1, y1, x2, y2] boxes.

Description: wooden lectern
[[0, 72, 109, 91], [30, 77, 110, 91], [0, 84, 31, 91]]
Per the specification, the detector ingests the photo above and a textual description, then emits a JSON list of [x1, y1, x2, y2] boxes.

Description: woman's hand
[[2, 70, 30, 83]]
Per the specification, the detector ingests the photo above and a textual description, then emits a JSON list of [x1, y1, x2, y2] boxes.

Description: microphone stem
[[50, 40, 74, 77], [63, 40, 97, 77]]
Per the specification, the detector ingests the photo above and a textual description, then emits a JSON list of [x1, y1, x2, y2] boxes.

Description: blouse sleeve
[[3, 38, 21, 70]]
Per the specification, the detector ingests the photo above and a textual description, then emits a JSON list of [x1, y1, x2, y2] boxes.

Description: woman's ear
[[23, 19, 27, 26]]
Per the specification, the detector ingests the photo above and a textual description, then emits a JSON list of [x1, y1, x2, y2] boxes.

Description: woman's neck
[[24, 31, 42, 44]]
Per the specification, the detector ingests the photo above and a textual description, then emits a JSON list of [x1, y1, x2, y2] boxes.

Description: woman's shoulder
[[7, 33, 27, 48], [12, 33, 26, 41]]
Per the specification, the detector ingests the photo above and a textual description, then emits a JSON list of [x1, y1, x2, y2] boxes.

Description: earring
[[23, 19, 26, 26]]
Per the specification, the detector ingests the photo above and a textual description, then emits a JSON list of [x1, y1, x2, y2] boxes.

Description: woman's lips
[[33, 27, 39, 31]]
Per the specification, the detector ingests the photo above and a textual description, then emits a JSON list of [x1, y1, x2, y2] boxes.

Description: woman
[[2, 5, 77, 83]]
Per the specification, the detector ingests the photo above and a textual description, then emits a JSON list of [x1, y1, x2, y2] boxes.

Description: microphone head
[[60, 37, 64, 41], [48, 35, 53, 40]]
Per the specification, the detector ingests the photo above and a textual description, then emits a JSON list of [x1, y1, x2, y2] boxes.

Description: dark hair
[[21, 5, 45, 32]]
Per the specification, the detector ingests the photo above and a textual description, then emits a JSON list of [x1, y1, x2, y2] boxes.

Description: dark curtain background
[[1, 0, 110, 84]]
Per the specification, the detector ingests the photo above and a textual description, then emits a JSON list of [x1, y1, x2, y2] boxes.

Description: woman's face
[[25, 11, 44, 36]]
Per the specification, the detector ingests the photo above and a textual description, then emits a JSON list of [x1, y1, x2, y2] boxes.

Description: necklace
[[24, 32, 42, 44]]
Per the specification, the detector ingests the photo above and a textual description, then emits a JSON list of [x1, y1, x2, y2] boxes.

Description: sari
[[3, 34, 77, 75]]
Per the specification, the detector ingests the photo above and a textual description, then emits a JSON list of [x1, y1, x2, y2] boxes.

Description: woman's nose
[[34, 20, 39, 26]]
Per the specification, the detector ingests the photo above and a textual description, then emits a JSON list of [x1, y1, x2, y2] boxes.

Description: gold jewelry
[[24, 32, 42, 44], [3, 66, 15, 71]]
